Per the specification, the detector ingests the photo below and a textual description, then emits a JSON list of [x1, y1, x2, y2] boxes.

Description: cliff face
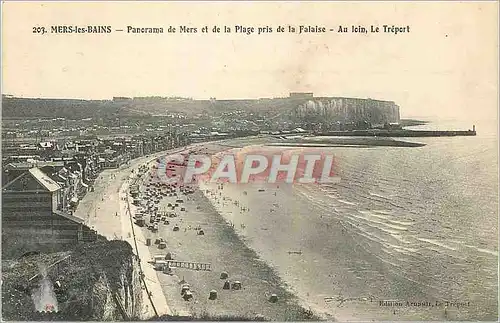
[[293, 98, 400, 124], [83, 251, 143, 320], [55, 240, 144, 321], [2, 240, 145, 321]]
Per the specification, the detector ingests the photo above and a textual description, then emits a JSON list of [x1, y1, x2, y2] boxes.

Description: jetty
[[314, 125, 477, 138]]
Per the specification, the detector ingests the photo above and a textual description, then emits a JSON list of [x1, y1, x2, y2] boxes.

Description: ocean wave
[[417, 238, 458, 252], [357, 210, 413, 230], [345, 214, 403, 236], [390, 233, 413, 245], [463, 244, 499, 257], [368, 192, 393, 200], [338, 199, 357, 206]]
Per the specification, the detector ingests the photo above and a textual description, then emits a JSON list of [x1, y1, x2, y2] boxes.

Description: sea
[[200, 119, 498, 321]]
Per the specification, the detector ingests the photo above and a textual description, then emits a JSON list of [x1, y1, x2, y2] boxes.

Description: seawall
[[315, 129, 477, 137]]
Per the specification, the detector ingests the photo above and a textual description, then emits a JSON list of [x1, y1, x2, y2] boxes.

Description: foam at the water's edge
[[197, 181, 334, 321]]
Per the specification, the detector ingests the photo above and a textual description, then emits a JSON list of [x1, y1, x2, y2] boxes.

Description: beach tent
[[209, 290, 218, 300], [183, 291, 193, 301], [223, 280, 230, 290], [231, 281, 242, 290], [181, 284, 190, 295]]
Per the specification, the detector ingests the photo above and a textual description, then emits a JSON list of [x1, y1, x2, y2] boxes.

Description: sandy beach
[[134, 143, 320, 320]]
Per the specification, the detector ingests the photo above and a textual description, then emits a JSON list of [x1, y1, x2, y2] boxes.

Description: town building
[[2, 167, 96, 257]]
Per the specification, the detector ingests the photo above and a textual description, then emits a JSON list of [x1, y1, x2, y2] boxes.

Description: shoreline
[[198, 181, 336, 321], [136, 143, 324, 321], [266, 141, 425, 148]]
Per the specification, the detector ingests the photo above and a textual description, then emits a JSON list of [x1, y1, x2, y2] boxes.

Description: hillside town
[[2, 92, 403, 320]]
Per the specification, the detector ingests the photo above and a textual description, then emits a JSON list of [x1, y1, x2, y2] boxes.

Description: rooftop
[[29, 168, 61, 192]]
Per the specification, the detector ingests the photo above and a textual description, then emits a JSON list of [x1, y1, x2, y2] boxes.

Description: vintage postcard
[[1, 1, 498, 321]]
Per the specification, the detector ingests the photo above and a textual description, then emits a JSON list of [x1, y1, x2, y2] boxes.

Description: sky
[[2, 1, 498, 120]]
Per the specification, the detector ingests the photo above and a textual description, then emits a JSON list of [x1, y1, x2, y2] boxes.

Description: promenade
[[73, 150, 182, 318]]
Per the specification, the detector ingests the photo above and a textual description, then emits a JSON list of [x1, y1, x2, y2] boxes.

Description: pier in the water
[[315, 125, 477, 137]]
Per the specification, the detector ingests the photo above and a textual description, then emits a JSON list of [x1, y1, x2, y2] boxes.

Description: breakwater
[[315, 129, 476, 137]]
